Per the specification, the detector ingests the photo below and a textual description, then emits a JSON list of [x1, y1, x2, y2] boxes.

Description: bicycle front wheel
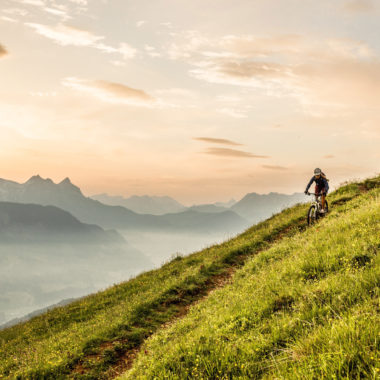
[[307, 205, 318, 225]]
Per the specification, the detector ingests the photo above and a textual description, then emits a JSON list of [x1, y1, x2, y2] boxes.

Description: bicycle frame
[[306, 192, 329, 225], [307, 192, 323, 212]]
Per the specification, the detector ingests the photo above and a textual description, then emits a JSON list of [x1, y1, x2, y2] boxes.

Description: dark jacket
[[305, 175, 329, 193]]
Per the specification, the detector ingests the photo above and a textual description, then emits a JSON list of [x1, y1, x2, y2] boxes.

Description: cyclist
[[305, 168, 329, 213]]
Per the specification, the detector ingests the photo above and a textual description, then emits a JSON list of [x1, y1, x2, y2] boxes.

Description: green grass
[[120, 180, 380, 379], [0, 176, 378, 379]]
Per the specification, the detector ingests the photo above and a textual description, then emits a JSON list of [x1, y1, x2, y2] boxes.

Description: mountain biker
[[304, 168, 329, 213]]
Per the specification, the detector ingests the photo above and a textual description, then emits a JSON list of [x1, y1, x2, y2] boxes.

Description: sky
[[0, 0, 379, 204]]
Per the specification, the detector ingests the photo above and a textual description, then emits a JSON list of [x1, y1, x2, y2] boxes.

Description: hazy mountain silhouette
[[188, 204, 229, 213], [92, 193, 238, 216], [0, 176, 248, 233], [214, 199, 237, 208], [231, 192, 307, 223], [91, 193, 186, 215], [0, 201, 125, 244], [0, 239, 152, 326], [0, 199, 153, 325], [0, 297, 77, 330]]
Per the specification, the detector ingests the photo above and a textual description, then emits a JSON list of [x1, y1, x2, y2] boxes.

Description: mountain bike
[[306, 192, 329, 225]]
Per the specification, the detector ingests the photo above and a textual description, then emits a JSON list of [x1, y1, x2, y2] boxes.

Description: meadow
[[0, 176, 378, 379], [123, 178, 379, 379]]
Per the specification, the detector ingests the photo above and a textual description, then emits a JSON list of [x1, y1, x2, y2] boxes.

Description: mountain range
[[0, 176, 248, 233], [91, 193, 237, 215], [231, 191, 308, 223], [92, 187, 307, 223], [0, 175, 307, 231], [91, 193, 186, 215]]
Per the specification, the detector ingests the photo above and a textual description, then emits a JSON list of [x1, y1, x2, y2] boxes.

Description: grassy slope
[[121, 179, 380, 380], [0, 177, 378, 379], [0, 191, 308, 379]]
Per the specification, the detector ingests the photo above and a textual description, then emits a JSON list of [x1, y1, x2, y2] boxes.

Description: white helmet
[[314, 168, 322, 175]]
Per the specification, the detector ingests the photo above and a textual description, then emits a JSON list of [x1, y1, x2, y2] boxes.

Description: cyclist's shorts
[[315, 185, 327, 194]]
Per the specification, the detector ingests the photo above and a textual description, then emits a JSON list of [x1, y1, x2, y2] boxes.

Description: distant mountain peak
[[59, 177, 72, 185], [27, 174, 42, 182], [58, 177, 82, 193], [22, 175, 81, 193], [25, 175, 53, 185]]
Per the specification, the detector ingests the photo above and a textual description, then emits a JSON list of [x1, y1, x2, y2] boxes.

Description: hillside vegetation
[[0, 176, 379, 379], [123, 178, 380, 379]]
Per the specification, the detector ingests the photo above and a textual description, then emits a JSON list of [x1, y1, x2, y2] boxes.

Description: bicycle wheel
[[325, 200, 329, 213], [307, 205, 318, 225]]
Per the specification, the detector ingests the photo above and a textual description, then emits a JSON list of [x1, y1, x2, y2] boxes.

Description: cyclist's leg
[[321, 191, 326, 210], [315, 185, 321, 198], [315, 185, 324, 212]]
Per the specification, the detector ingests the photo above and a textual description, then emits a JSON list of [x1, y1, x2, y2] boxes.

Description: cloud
[[96, 42, 136, 59], [26, 23, 136, 59], [92, 80, 153, 101], [216, 94, 242, 102], [188, 38, 374, 90], [160, 22, 173, 28], [3, 7, 29, 16], [43, 7, 70, 20], [68, 0, 88, 5], [18, 0, 44, 5], [144, 45, 161, 58], [62, 77, 155, 106], [203, 147, 269, 158], [217, 107, 248, 118], [26, 22, 102, 46], [11, 0, 87, 20], [0, 44, 9, 58], [110, 60, 126, 67], [170, 32, 373, 63], [343, 0, 374, 12], [170, 33, 297, 90], [215, 94, 251, 118], [194, 137, 243, 146], [0, 16, 17, 23], [323, 155, 335, 159], [168, 31, 380, 112], [261, 165, 288, 171], [296, 59, 380, 108], [155, 88, 196, 98], [30, 91, 57, 97], [209, 61, 288, 79]]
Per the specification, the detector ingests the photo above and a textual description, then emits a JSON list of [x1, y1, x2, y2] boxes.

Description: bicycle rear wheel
[[307, 205, 318, 225]]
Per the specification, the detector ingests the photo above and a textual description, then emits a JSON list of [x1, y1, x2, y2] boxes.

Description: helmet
[[314, 168, 322, 175]]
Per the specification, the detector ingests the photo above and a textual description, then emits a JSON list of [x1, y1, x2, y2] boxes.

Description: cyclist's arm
[[305, 177, 314, 193]]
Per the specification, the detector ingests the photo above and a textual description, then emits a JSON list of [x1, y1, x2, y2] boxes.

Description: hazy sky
[[1, 0, 379, 204]]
